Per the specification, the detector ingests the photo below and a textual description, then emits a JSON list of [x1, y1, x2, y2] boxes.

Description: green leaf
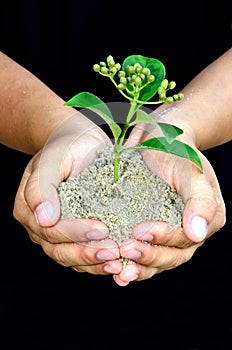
[[157, 122, 184, 143], [129, 108, 157, 126], [132, 137, 203, 171], [65, 92, 122, 141], [122, 55, 166, 102]]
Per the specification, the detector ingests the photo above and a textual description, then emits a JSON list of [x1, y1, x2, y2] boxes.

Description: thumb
[[24, 149, 63, 227], [181, 167, 225, 242], [22, 113, 111, 228]]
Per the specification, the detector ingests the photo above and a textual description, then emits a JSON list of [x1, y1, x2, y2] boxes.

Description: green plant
[[65, 54, 203, 182]]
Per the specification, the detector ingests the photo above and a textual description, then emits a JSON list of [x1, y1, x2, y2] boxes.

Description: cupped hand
[[106, 121, 226, 286], [13, 111, 226, 286], [13, 112, 122, 274]]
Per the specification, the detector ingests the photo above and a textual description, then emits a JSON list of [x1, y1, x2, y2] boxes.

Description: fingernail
[[86, 230, 108, 240], [113, 275, 129, 287], [35, 200, 54, 225], [133, 222, 171, 240], [123, 249, 141, 260], [191, 216, 208, 241], [123, 270, 138, 282], [104, 265, 116, 274], [104, 260, 121, 274], [135, 233, 153, 242], [97, 250, 117, 261]]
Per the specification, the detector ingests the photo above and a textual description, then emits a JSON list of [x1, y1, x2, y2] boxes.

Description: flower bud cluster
[[93, 55, 184, 104], [158, 79, 184, 103], [93, 55, 121, 77], [93, 56, 155, 96], [117, 63, 155, 93]]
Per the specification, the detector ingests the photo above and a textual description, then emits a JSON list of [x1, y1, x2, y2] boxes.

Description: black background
[[1, 1, 232, 349]]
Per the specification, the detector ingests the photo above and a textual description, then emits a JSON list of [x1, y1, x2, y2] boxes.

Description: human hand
[[13, 113, 122, 274], [13, 111, 226, 286], [104, 119, 226, 286]]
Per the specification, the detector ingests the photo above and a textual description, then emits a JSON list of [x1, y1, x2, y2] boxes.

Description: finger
[[73, 259, 123, 275], [112, 258, 160, 286], [31, 234, 119, 270], [129, 141, 226, 244], [113, 264, 160, 286], [107, 237, 202, 285], [14, 183, 110, 244], [23, 116, 111, 227], [25, 142, 91, 227], [119, 239, 202, 271], [31, 218, 109, 244], [28, 225, 122, 276], [18, 150, 64, 227], [132, 221, 193, 248], [54, 218, 109, 242], [113, 265, 140, 286], [180, 157, 226, 242]]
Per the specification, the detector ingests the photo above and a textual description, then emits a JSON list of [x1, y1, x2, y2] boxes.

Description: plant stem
[[113, 101, 139, 182], [126, 100, 139, 123], [113, 150, 120, 182], [109, 76, 132, 101]]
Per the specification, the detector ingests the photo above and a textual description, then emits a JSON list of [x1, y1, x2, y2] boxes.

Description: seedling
[[65, 55, 203, 182]]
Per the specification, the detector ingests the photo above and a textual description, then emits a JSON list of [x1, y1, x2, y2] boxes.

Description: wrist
[[39, 110, 110, 152], [28, 105, 76, 153], [136, 105, 198, 149]]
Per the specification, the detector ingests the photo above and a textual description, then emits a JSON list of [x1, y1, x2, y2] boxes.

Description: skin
[[0, 51, 116, 268], [112, 47, 232, 286], [1, 49, 231, 286]]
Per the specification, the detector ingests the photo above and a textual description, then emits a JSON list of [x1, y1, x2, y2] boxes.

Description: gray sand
[[57, 146, 184, 245]]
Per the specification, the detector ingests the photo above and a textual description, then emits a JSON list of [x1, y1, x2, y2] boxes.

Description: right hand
[[108, 120, 226, 286], [13, 112, 122, 275]]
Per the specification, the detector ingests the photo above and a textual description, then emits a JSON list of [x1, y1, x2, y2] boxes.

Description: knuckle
[[40, 227, 59, 244], [48, 244, 68, 266]]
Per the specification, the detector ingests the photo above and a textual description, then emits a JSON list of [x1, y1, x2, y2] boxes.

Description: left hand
[[13, 113, 122, 275], [105, 122, 226, 286]]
